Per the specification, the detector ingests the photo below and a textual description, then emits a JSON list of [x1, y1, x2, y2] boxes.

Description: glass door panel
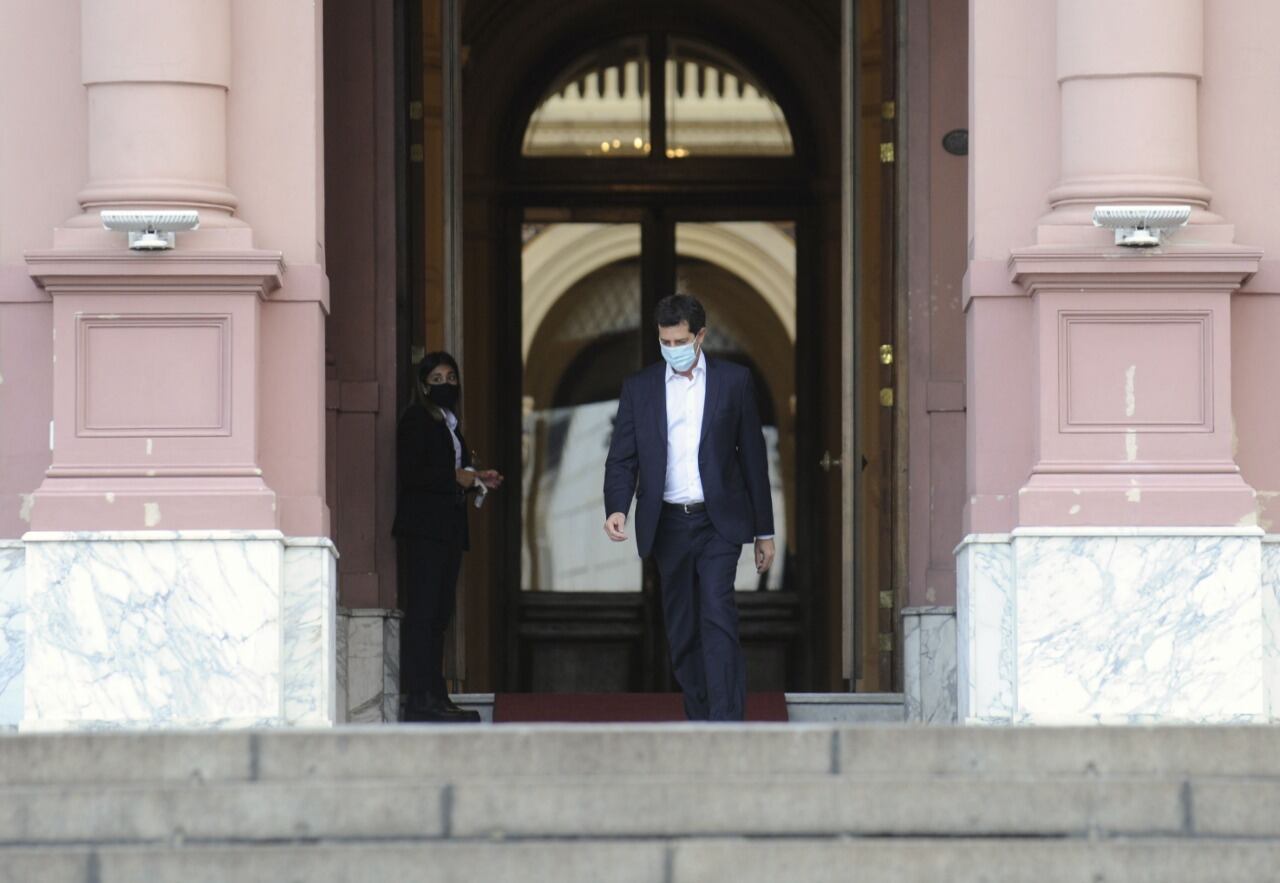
[[521, 221, 644, 592], [675, 221, 796, 591]]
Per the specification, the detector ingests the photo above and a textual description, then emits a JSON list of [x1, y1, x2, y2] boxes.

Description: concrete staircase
[[3, 724, 1280, 881]]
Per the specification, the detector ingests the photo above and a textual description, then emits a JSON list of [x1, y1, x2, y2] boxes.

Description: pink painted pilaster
[[25, 252, 283, 531], [962, 0, 1056, 535], [1011, 247, 1260, 526]]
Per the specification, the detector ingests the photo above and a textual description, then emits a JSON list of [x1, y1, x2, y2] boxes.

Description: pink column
[[56, 0, 249, 247], [24, 0, 283, 530], [1010, 0, 1261, 527], [1038, 0, 1230, 242]]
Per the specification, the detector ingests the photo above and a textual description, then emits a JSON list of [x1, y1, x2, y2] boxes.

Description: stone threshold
[[450, 693, 907, 724]]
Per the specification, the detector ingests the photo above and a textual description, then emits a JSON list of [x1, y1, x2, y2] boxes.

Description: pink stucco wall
[[0, 0, 82, 538], [1205, 5, 1280, 532], [230, 0, 330, 537], [962, 0, 1057, 535]]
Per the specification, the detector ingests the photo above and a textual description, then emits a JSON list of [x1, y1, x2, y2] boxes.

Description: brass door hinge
[[881, 100, 896, 120], [878, 633, 894, 653], [408, 100, 424, 120], [879, 142, 895, 163], [409, 144, 424, 162], [879, 590, 894, 609], [879, 344, 894, 365], [879, 387, 894, 407]]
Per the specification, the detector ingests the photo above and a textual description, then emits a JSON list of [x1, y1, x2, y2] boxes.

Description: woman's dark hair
[[409, 351, 461, 419], [654, 293, 706, 335], [418, 351, 460, 386]]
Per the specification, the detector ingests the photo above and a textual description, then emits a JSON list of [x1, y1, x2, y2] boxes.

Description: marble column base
[[0, 541, 24, 729], [19, 531, 338, 731], [901, 606, 957, 724], [958, 528, 1276, 724], [338, 607, 401, 723]]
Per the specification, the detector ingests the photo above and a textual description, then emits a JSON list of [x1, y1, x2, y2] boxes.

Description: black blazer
[[604, 356, 774, 559], [393, 403, 471, 549]]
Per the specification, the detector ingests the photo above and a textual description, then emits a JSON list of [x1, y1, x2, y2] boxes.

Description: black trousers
[[401, 537, 463, 700], [651, 507, 747, 721]]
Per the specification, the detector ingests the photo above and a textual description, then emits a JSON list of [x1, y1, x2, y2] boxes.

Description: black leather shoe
[[404, 693, 481, 723]]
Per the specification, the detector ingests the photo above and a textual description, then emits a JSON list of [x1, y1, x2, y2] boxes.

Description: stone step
[[6, 839, 1280, 883], [6, 724, 1280, 786], [671, 838, 1280, 883], [5, 774, 1280, 843]]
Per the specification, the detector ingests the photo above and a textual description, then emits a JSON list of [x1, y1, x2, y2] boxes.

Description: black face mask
[[426, 382, 460, 412]]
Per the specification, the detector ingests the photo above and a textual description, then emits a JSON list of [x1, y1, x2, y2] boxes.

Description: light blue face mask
[[661, 337, 700, 372]]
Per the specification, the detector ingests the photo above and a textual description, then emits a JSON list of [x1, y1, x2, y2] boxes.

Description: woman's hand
[[476, 469, 504, 490]]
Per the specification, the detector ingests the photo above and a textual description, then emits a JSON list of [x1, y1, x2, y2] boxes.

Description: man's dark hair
[[654, 293, 706, 335]]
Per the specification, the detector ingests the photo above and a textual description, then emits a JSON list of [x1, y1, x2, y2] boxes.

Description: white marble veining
[[902, 606, 957, 724], [1252, 537, 1280, 719], [956, 537, 1016, 724], [341, 608, 401, 723], [1015, 533, 1264, 724], [0, 542, 25, 729], [336, 603, 350, 724], [23, 534, 285, 730], [383, 614, 401, 722], [282, 539, 338, 725]]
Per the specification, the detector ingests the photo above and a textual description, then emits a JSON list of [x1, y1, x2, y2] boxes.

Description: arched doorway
[[495, 20, 827, 694], [417, 0, 893, 695]]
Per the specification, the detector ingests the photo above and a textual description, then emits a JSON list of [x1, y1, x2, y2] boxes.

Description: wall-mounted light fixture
[[1092, 205, 1190, 247], [101, 210, 200, 250]]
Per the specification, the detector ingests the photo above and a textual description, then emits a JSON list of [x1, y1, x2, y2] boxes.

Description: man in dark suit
[[603, 293, 775, 721]]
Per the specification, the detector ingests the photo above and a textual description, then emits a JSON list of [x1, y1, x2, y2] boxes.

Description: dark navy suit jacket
[[604, 356, 774, 559]]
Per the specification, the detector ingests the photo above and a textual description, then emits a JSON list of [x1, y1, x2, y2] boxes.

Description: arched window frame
[[505, 29, 813, 178]]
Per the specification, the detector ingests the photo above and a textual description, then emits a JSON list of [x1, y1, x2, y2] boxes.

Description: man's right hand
[[604, 512, 628, 542]]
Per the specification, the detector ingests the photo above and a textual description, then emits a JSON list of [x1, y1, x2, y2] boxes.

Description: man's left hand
[[754, 538, 775, 574]]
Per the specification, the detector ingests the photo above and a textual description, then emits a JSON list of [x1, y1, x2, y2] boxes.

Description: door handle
[[819, 450, 841, 472]]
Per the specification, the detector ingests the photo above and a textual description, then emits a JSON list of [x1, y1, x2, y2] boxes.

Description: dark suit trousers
[[652, 507, 747, 721], [401, 538, 463, 700]]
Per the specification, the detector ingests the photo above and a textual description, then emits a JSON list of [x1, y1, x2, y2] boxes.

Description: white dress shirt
[[663, 355, 706, 504], [441, 407, 463, 469], [661, 355, 773, 540]]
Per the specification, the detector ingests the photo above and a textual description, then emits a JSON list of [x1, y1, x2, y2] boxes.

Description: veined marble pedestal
[[337, 607, 402, 723], [902, 606, 958, 723], [958, 528, 1277, 724], [17, 531, 337, 731]]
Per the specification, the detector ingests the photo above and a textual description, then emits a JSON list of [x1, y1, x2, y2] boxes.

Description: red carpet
[[492, 692, 789, 723]]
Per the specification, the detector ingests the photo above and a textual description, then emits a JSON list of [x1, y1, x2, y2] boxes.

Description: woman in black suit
[[394, 352, 502, 722]]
